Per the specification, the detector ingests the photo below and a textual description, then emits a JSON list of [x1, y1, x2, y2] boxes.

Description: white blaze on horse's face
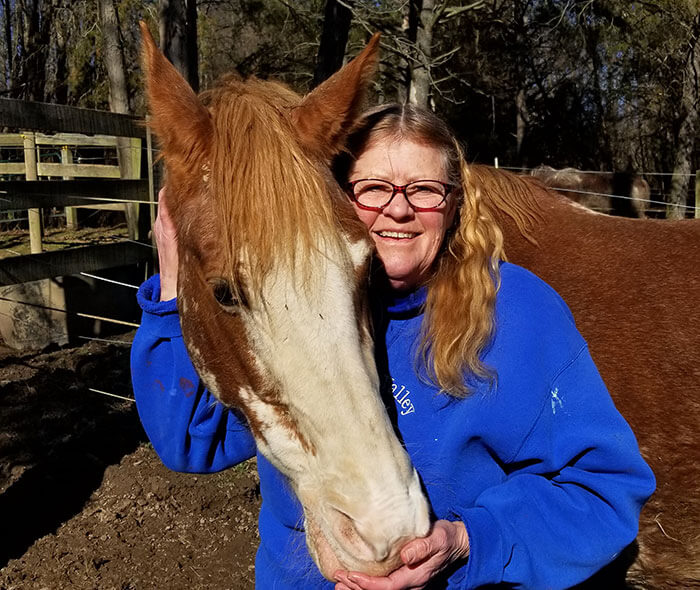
[[141, 24, 430, 579], [234, 238, 430, 577]]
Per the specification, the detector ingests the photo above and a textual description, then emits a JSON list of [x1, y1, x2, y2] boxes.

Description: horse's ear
[[292, 33, 380, 160], [140, 21, 212, 168]]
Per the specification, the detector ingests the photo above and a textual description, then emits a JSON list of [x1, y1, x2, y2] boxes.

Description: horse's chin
[[305, 514, 404, 581]]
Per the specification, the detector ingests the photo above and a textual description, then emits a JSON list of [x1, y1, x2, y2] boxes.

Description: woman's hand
[[334, 520, 470, 590], [153, 186, 179, 301]]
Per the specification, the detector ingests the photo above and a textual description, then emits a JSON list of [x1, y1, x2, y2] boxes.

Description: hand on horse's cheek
[[154, 186, 179, 301]]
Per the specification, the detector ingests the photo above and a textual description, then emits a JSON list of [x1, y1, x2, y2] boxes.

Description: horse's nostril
[[331, 507, 392, 562], [371, 541, 390, 563]]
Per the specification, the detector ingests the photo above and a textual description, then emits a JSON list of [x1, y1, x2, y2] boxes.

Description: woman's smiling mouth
[[376, 230, 418, 239]]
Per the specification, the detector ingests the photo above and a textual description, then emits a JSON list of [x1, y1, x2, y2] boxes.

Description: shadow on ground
[[0, 338, 145, 565]]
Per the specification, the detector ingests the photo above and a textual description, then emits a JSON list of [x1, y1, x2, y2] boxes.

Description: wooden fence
[[0, 98, 156, 287]]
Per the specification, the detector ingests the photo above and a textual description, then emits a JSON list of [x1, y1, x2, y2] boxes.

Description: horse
[[471, 164, 700, 589], [140, 24, 430, 580], [530, 165, 650, 218]]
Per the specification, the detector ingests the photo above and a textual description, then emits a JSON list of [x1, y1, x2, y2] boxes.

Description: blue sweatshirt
[[131, 262, 654, 589]]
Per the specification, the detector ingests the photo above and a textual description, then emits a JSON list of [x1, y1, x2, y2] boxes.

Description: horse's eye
[[208, 278, 239, 309]]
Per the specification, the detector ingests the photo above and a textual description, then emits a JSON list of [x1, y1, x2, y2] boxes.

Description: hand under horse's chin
[[305, 514, 405, 581]]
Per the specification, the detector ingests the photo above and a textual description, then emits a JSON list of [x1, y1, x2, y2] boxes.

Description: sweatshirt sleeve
[[455, 346, 655, 589], [130, 274, 256, 473]]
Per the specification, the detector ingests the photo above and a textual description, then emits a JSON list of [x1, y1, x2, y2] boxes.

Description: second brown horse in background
[[530, 165, 650, 218]]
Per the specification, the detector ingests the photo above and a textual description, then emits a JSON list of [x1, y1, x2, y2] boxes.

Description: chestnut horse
[[471, 164, 700, 589], [531, 165, 650, 218], [140, 25, 429, 580]]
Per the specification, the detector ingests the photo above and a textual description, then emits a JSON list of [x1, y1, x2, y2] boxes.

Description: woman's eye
[[361, 184, 389, 194], [410, 183, 440, 194]]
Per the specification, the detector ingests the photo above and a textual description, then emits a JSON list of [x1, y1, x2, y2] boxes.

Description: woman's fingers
[[155, 185, 179, 301], [335, 571, 395, 590], [335, 566, 430, 590], [335, 573, 367, 590], [401, 536, 435, 566]]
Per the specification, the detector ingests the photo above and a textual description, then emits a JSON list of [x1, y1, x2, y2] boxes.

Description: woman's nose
[[382, 189, 414, 219]]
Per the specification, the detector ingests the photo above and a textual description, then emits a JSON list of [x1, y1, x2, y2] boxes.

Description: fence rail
[[0, 131, 128, 147], [0, 99, 154, 264], [0, 98, 146, 139], [0, 242, 152, 286], [0, 179, 149, 210]]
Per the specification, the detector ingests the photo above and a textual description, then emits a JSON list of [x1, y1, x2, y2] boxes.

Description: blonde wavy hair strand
[[421, 144, 505, 397]]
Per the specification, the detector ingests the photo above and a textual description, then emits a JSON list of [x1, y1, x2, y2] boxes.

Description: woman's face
[[349, 136, 457, 291]]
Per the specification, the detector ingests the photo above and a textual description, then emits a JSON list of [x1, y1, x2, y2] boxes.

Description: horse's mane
[[468, 164, 545, 246], [204, 75, 351, 294]]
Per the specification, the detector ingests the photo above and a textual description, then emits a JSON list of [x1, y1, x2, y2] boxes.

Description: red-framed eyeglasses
[[346, 178, 454, 212]]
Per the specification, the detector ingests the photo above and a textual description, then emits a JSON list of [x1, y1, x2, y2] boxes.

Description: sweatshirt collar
[[382, 285, 428, 316]]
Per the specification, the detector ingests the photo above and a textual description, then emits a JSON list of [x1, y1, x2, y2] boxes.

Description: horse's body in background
[[473, 164, 699, 588], [530, 165, 650, 218], [140, 26, 429, 580]]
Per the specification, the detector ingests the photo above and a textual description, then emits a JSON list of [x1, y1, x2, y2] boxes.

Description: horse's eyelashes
[[208, 278, 240, 310]]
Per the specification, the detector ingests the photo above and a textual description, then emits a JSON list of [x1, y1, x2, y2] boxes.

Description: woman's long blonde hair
[[335, 104, 505, 396]]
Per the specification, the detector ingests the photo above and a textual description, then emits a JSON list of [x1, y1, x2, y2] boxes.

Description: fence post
[[147, 124, 156, 233], [695, 170, 699, 219], [23, 131, 42, 253], [118, 136, 142, 240], [62, 144, 78, 229]]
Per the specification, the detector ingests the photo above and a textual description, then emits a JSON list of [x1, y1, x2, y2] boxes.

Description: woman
[[131, 104, 654, 589]]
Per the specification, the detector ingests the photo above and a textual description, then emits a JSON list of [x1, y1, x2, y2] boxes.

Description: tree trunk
[[583, 23, 614, 170], [98, 0, 139, 238], [98, 0, 130, 114], [12, 0, 55, 101], [667, 13, 700, 220], [312, 0, 352, 88], [185, 0, 198, 93], [514, 3, 528, 164], [159, 0, 198, 91], [53, 4, 68, 104], [2, 0, 12, 83], [515, 88, 527, 162], [409, 0, 433, 108], [9, 0, 25, 97], [396, 0, 417, 104]]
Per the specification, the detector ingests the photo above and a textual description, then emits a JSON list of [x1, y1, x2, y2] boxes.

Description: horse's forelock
[[206, 78, 350, 298]]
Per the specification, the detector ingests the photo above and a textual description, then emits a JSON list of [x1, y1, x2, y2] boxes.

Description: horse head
[[140, 23, 430, 579]]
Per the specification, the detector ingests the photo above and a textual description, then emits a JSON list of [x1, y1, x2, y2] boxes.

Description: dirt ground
[[0, 223, 129, 260], [0, 335, 261, 590]]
